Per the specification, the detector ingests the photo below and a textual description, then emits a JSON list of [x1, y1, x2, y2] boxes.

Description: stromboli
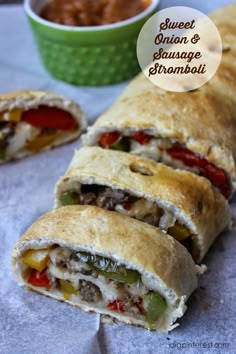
[[54, 147, 231, 263], [0, 90, 86, 162], [12, 205, 198, 332]]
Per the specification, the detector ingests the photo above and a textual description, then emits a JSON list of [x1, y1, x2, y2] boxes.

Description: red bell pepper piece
[[108, 299, 125, 312], [133, 132, 152, 145], [28, 269, 51, 289], [166, 147, 231, 197], [99, 132, 120, 148], [22, 105, 77, 131], [204, 163, 227, 186], [166, 147, 205, 168], [123, 202, 132, 211]]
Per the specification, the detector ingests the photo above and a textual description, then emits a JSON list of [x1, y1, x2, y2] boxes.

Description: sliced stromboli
[[0, 90, 86, 162], [12, 205, 198, 332], [82, 4, 236, 199], [55, 147, 231, 263]]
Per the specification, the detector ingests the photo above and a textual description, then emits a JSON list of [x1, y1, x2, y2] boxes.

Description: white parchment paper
[[0, 2, 236, 353]]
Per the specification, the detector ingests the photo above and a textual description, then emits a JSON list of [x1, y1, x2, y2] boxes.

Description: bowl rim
[[24, 0, 160, 32]]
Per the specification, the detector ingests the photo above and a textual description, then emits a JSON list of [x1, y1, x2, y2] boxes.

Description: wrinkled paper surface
[[0, 2, 236, 353]]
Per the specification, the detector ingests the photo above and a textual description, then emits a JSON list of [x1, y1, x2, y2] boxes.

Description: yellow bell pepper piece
[[168, 223, 190, 242], [25, 132, 62, 152], [22, 248, 49, 272], [59, 279, 77, 300], [63, 293, 70, 301], [0, 108, 23, 122]]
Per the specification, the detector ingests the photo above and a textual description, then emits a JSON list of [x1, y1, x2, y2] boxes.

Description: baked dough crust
[[0, 90, 86, 161], [55, 147, 231, 263], [83, 4, 236, 190], [12, 205, 198, 332]]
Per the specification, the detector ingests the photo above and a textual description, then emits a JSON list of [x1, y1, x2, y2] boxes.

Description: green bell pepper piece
[[145, 292, 167, 328], [110, 138, 130, 152], [98, 267, 141, 284], [59, 191, 80, 205], [77, 251, 140, 284], [0, 147, 6, 160]]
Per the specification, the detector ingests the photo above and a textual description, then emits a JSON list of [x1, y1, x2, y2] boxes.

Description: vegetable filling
[[21, 246, 167, 327], [59, 184, 194, 252], [0, 106, 77, 160], [97, 131, 231, 198]]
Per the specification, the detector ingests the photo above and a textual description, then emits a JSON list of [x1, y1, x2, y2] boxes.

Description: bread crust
[[12, 205, 198, 332], [55, 147, 231, 263], [83, 4, 236, 189], [0, 90, 87, 162]]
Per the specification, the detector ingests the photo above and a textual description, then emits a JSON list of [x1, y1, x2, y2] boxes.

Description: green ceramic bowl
[[24, 0, 159, 86]]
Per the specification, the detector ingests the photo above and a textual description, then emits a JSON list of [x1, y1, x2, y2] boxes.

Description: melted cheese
[[48, 247, 149, 304], [115, 198, 160, 219], [159, 210, 177, 230], [48, 263, 124, 301], [130, 139, 161, 161], [6, 122, 40, 157]]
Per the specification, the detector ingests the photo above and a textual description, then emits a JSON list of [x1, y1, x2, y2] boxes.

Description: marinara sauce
[[40, 0, 150, 26]]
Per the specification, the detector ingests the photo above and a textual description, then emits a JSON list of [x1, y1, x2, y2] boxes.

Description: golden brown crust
[[55, 147, 231, 262], [83, 4, 236, 186], [0, 90, 47, 101], [210, 4, 236, 36]]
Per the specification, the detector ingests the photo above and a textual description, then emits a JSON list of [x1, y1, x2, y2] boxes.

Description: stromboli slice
[[12, 205, 198, 332], [82, 4, 236, 199], [82, 74, 235, 199], [55, 147, 231, 263], [0, 90, 86, 162]]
